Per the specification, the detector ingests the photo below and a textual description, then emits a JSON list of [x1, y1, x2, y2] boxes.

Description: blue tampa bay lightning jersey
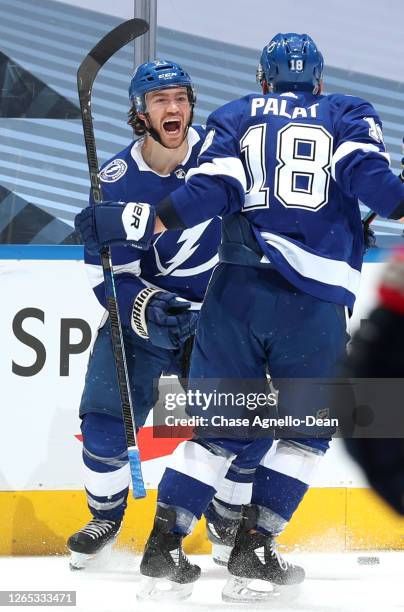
[[165, 92, 404, 310], [85, 126, 220, 326]]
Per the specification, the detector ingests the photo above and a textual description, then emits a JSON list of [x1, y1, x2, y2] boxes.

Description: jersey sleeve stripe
[[186, 157, 247, 192], [260, 231, 361, 296], [86, 260, 142, 288], [331, 141, 390, 180]]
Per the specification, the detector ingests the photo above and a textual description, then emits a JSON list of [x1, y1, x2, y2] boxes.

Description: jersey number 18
[[241, 122, 333, 212]]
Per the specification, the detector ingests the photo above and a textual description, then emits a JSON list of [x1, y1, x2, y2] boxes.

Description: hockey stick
[[77, 19, 149, 499]]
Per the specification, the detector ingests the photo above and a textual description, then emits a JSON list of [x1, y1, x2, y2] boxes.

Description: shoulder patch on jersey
[[99, 159, 128, 183]]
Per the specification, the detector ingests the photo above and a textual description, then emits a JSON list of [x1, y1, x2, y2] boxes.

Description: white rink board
[[0, 257, 384, 491]]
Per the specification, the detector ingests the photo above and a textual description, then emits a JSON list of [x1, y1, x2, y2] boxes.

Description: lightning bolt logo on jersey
[[85, 126, 220, 326], [153, 221, 218, 277]]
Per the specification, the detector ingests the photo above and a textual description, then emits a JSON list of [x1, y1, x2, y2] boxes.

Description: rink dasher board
[[1, 246, 402, 555], [0, 245, 385, 491]]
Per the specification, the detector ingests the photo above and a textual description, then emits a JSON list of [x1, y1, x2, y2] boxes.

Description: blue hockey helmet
[[257, 33, 324, 93], [129, 59, 196, 113]]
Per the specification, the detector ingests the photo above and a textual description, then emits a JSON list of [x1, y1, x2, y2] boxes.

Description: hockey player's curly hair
[[128, 105, 147, 136]]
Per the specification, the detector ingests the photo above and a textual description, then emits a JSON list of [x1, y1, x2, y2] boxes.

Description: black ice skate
[[67, 517, 122, 570], [223, 505, 305, 603], [206, 506, 239, 566], [138, 506, 201, 601]]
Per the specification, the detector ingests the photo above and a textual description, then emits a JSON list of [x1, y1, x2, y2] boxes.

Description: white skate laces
[[168, 548, 180, 564], [80, 519, 117, 540], [67, 518, 121, 570], [268, 541, 290, 571]]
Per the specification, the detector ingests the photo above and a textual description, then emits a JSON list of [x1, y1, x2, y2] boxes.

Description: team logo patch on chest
[[99, 159, 128, 182], [175, 168, 186, 179]]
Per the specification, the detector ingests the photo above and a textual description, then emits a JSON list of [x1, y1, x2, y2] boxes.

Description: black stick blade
[[77, 18, 149, 93]]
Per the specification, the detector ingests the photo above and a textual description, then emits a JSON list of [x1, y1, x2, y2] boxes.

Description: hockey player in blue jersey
[[68, 59, 301, 573], [75, 35, 404, 601], [67, 59, 223, 569]]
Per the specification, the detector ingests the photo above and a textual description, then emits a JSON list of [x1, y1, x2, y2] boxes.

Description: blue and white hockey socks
[[207, 447, 261, 525], [81, 413, 130, 521], [251, 438, 330, 534], [157, 439, 235, 534]]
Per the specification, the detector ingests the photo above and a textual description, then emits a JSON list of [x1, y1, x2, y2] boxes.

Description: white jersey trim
[[86, 260, 141, 288], [139, 278, 203, 310], [260, 231, 361, 297], [186, 156, 247, 192], [180, 127, 202, 166], [130, 127, 201, 177], [331, 141, 390, 180], [86, 263, 203, 310]]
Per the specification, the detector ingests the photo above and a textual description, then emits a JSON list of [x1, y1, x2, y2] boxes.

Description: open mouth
[[163, 119, 181, 135]]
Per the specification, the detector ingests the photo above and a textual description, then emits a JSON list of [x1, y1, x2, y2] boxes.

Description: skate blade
[[137, 576, 193, 602], [222, 576, 301, 603], [69, 541, 114, 571], [212, 543, 231, 566]]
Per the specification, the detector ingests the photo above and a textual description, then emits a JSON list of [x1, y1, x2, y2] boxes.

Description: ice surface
[[0, 551, 402, 611]]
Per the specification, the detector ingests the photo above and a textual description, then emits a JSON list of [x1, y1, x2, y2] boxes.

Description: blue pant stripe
[[158, 468, 216, 520], [252, 466, 308, 522]]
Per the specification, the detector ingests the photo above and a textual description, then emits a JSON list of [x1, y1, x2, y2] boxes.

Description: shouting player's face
[[142, 87, 191, 149]]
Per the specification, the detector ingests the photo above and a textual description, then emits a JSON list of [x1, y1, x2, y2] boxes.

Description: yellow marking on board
[[1, 488, 403, 555]]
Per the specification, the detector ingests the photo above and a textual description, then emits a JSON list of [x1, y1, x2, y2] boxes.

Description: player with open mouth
[[138, 86, 193, 152]]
